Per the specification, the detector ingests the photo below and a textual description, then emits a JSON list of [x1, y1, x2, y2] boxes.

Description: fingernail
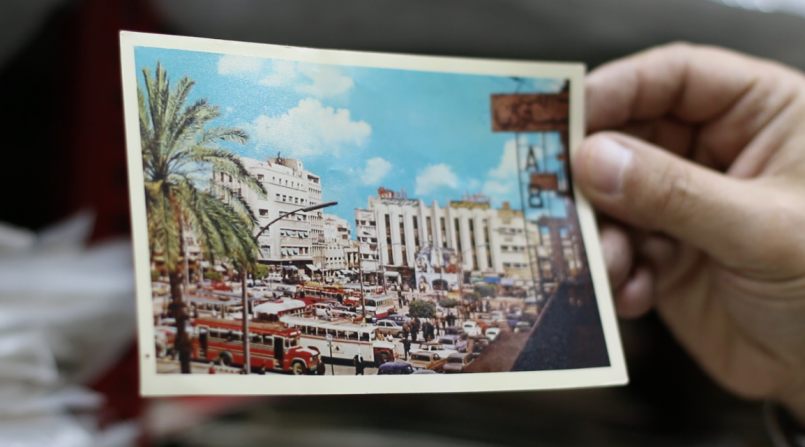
[[587, 137, 632, 195]]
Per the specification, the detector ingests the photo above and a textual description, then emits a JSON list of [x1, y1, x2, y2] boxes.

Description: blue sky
[[134, 47, 569, 224]]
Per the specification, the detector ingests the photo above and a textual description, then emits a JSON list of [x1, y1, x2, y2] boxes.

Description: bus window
[[290, 336, 300, 347], [251, 334, 262, 344], [347, 331, 358, 340], [262, 336, 273, 347], [366, 299, 376, 307], [336, 331, 346, 339], [361, 332, 370, 342]]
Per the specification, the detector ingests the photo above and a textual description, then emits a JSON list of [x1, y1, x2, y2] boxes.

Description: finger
[[618, 118, 695, 161], [573, 132, 766, 269], [614, 264, 655, 318], [599, 222, 633, 291], [586, 42, 805, 173]]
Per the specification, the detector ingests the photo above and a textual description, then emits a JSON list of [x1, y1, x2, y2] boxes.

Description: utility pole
[[241, 264, 250, 374]]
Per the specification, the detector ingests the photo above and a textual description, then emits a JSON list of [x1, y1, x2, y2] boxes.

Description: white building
[[216, 155, 324, 272], [322, 213, 353, 273], [356, 188, 545, 285]]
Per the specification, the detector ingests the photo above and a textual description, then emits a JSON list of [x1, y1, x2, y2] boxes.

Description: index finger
[[586, 42, 805, 173]]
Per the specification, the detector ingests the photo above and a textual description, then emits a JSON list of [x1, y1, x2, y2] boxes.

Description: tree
[[439, 298, 458, 309], [139, 61, 266, 373], [253, 264, 269, 279], [409, 300, 436, 319]]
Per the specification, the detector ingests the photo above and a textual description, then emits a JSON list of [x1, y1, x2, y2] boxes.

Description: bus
[[300, 286, 349, 304], [190, 317, 321, 375], [279, 316, 397, 366], [252, 299, 308, 322], [356, 295, 396, 319], [188, 296, 243, 319]]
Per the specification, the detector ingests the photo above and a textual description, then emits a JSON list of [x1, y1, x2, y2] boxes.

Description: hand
[[573, 43, 805, 422]]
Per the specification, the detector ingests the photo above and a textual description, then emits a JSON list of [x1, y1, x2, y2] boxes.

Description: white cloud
[[415, 164, 459, 195], [482, 138, 527, 197], [217, 55, 263, 75], [246, 98, 371, 158], [259, 60, 298, 86], [296, 64, 354, 98], [357, 157, 393, 185]]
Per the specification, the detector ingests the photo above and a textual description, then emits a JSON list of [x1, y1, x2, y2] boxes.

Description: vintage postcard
[[120, 31, 626, 395]]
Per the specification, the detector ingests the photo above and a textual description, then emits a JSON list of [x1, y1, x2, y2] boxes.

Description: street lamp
[[241, 200, 338, 374]]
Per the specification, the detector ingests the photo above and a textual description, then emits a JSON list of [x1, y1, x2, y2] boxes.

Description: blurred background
[[2, 0, 805, 446]]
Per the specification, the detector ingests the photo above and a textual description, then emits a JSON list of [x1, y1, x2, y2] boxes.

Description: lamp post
[[240, 201, 337, 374]]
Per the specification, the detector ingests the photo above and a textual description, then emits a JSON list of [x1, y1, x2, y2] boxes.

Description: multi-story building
[[322, 213, 353, 274], [356, 188, 546, 287], [216, 155, 323, 273]]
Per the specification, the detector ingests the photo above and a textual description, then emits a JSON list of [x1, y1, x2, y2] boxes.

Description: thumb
[[573, 132, 761, 266]]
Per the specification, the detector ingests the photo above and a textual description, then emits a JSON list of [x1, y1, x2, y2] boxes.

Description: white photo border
[[120, 31, 627, 396]]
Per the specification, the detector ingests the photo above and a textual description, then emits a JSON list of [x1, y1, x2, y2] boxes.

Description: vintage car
[[408, 351, 448, 372], [385, 314, 411, 326], [461, 320, 483, 337], [376, 319, 405, 337], [376, 361, 415, 375], [443, 352, 473, 373], [485, 326, 502, 342], [412, 342, 456, 357], [437, 334, 468, 353]]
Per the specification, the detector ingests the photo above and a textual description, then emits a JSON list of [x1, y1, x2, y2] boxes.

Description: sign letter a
[[525, 146, 539, 171]]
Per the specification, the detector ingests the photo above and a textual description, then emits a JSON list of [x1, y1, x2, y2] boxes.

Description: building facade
[[356, 188, 546, 286], [216, 155, 324, 272]]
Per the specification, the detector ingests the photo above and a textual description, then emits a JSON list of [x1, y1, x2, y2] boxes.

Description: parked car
[[462, 320, 483, 337], [412, 369, 438, 374], [311, 303, 333, 317], [376, 319, 404, 337], [376, 361, 415, 375], [408, 351, 448, 372], [437, 335, 468, 353], [490, 310, 506, 322], [385, 314, 411, 326], [472, 337, 490, 353], [443, 352, 473, 373], [514, 321, 532, 333], [485, 326, 502, 342], [412, 342, 456, 358], [444, 326, 466, 336]]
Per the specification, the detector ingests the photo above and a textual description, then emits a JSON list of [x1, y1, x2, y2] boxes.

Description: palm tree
[[139, 61, 266, 373]]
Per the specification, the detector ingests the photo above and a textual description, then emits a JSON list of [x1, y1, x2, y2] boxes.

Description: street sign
[[326, 333, 333, 346], [490, 92, 569, 132]]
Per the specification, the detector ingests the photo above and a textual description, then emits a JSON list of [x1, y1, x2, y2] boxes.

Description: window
[[440, 217, 447, 247], [259, 209, 268, 217], [257, 174, 264, 181], [282, 195, 286, 202]]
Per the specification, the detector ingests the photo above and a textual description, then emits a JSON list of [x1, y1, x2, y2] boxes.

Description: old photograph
[[121, 32, 626, 395]]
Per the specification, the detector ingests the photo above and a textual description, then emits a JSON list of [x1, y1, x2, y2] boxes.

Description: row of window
[[501, 245, 527, 252], [275, 193, 307, 205], [256, 173, 305, 190], [503, 262, 529, 269]]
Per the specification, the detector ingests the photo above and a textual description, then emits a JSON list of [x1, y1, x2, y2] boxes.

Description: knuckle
[[647, 162, 696, 228]]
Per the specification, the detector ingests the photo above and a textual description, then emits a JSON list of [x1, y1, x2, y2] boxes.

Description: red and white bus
[[190, 317, 321, 375], [252, 299, 308, 322], [352, 295, 396, 319], [300, 286, 351, 304], [280, 316, 397, 366]]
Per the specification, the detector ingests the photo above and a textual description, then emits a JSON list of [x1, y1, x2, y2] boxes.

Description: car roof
[[378, 361, 410, 369], [447, 352, 468, 359]]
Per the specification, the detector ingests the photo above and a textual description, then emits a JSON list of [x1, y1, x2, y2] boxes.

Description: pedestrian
[[354, 354, 364, 375], [410, 323, 419, 343], [446, 313, 456, 327], [440, 315, 447, 330], [402, 336, 411, 361]]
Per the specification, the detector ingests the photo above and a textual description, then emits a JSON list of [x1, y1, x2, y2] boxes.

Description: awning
[[384, 271, 399, 277], [484, 276, 501, 284], [200, 261, 211, 268], [213, 265, 226, 272], [305, 264, 318, 271], [283, 265, 298, 271], [340, 270, 352, 275]]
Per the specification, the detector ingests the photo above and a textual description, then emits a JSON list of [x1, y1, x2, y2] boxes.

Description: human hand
[[573, 43, 805, 422]]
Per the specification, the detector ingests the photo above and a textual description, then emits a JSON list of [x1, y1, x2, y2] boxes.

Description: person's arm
[[573, 43, 805, 423]]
